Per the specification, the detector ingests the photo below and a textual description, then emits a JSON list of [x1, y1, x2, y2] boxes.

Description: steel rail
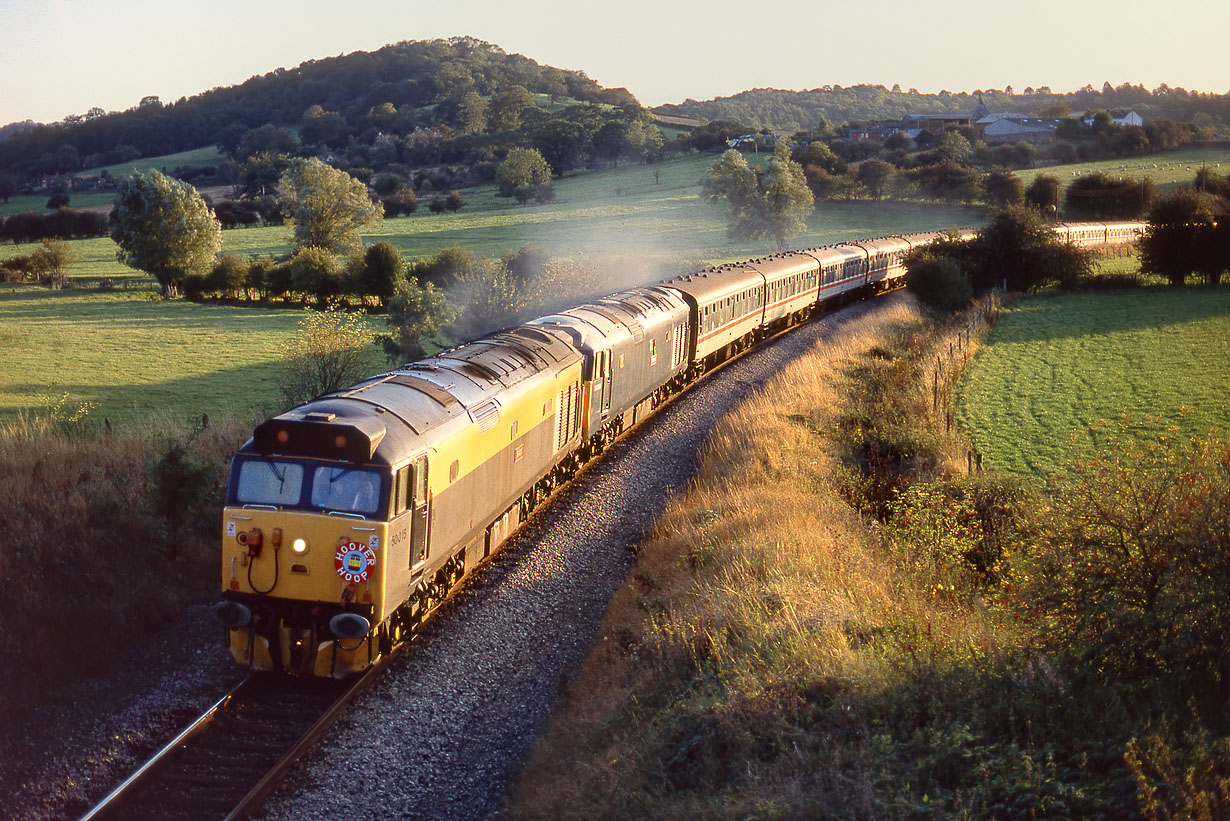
[[79, 675, 253, 821]]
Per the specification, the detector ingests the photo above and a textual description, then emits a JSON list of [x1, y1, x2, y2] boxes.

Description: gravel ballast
[[0, 296, 896, 821]]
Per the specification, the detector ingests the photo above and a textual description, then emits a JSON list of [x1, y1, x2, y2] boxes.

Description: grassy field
[[0, 146, 228, 217], [0, 151, 991, 427], [957, 286, 1230, 478], [2, 152, 986, 285], [0, 285, 385, 425], [1015, 144, 1230, 201]]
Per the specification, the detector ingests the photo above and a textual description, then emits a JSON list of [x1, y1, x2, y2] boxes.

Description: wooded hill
[[653, 83, 1230, 133], [0, 37, 639, 177]]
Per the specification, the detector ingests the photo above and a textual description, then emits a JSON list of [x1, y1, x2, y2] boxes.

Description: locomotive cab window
[[310, 467, 381, 515], [236, 460, 305, 506]]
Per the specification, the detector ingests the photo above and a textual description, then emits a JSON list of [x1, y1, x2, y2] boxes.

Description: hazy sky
[[2, 0, 1227, 126]]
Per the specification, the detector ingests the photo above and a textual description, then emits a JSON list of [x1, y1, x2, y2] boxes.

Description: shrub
[[277, 308, 375, 405], [1033, 433, 1230, 688], [906, 253, 973, 311], [288, 246, 343, 306]]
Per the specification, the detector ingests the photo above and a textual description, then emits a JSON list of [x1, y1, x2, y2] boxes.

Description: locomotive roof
[[242, 324, 581, 465], [528, 286, 687, 350]]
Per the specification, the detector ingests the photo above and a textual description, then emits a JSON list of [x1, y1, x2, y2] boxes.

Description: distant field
[[0, 286, 385, 425], [0, 147, 228, 217], [957, 287, 1230, 479], [1015, 144, 1230, 201], [2, 152, 985, 285]]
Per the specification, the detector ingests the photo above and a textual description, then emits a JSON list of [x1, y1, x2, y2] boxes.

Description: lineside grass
[[514, 298, 1084, 817], [514, 293, 1228, 816], [0, 413, 249, 726], [957, 286, 1230, 478], [0, 285, 385, 425]]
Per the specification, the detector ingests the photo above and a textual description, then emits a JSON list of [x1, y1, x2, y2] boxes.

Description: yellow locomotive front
[[214, 412, 407, 677]]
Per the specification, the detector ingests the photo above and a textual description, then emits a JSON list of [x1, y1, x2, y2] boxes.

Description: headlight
[[292, 538, 308, 554]]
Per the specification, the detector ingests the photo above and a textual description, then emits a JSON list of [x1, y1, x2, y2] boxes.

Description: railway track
[[79, 665, 382, 821]]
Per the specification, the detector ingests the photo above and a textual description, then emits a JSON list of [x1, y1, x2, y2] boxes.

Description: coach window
[[449, 459, 459, 483]]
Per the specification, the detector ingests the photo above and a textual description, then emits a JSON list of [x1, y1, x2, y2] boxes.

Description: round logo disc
[[334, 541, 377, 584]]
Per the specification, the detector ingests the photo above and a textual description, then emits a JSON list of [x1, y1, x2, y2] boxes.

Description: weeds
[[513, 292, 1230, 818], [0, 414, 250, 725]]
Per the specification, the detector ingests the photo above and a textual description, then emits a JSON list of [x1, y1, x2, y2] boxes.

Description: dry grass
[[513, 298, 1046, 817], [0, 413, 252, 723]]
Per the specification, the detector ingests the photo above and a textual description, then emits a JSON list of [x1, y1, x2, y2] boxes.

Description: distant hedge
[[1, 208, 109, 243]]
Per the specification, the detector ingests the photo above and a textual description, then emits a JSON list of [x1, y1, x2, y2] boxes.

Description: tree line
[[654, 82, 1230, 134], [904, 194, 1230, 313], [0, 38, 630, 178]]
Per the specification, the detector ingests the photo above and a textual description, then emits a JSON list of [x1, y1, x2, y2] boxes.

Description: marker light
[[292, 538, 309, 554]]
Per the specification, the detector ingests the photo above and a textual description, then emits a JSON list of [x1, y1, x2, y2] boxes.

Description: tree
[[905, 252, 973, 311], [280, 158, 384, 255], [937, 130, 972, 164], [30, 240, 73, 288], [1035, 433, 1230, 686], [489, 85, 535, 131], [380, 277, 457, 363], [856, 159, 895, 199], [1138, 190, 1217, 286], [457, 91, 488, 135], [983, 167, 1024, 207], [238, 124, 300, 161], [1024, 175, 1060, 215], [207, 254, 249, 299], [277, 308, 375, 406], [703, 143, 814, 250], [111, 170, 221, 296], [496, 148, 553, 205], [796, 141, 845, 174], [357, 242, 405, 306], [288, 246, 344, 307], [973, 206, 1092, 292], [1065, 173, 1153, 220], [0, 173, 17, 203]]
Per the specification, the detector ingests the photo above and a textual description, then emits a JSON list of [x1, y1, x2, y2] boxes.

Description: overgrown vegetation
[[0, 412, 250, 725], [905, 206, 1096, 309], [514, 294, 1230, 818]]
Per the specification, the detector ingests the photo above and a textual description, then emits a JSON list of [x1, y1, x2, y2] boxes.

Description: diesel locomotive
[[214, 221, 1144, 676]]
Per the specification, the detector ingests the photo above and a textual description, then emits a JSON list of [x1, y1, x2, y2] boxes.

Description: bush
[[277, 308, 375, 405], [906, 253, 973, 311], [288, 246, 343, 306], [1033, 433, 1230, 688], [445, 191, 465, 211]]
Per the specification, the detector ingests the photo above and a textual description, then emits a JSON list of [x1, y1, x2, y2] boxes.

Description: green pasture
[[1014, 144, 1230, 202], [3, 152, 986, 286], [0, 286, 385, 426], [0, 147, 228, 217], [957, 286, 1230, 479]]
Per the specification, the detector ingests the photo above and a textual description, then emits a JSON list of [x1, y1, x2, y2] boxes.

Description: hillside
[[653, 83, 1230, 132], [0, 37, 638, 177]]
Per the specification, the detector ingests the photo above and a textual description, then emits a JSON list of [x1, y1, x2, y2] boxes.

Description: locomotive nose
[[214, 600, 253, 628]]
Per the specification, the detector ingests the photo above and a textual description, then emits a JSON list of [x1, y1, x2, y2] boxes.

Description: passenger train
[[214, 221, 1144, 676]]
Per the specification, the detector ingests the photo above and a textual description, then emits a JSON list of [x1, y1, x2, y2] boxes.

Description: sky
[[2, 0, 1228, 126]]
